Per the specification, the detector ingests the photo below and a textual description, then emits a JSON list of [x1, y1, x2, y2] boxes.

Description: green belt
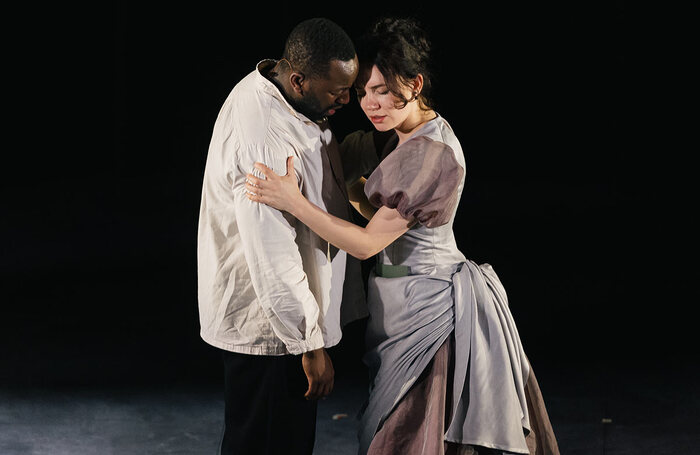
[[375, 262, 410, 278]]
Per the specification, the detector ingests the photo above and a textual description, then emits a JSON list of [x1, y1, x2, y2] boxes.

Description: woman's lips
[[370, 115, 386, 123]]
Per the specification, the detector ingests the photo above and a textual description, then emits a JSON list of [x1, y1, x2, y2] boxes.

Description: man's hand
[[301, 348, 334, 400]]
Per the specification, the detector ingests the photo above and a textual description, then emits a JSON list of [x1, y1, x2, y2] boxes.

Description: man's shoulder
[[224, 77, 277, 147], [228, 70, 270, 116], [215, 65, 304, 160], [231, 109, 300, 158]]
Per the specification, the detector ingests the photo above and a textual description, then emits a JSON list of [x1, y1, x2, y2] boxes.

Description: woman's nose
[[361, 95, 379, 110]]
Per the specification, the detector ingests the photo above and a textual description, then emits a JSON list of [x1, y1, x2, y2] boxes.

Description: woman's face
[[356, 65, 416, 132]]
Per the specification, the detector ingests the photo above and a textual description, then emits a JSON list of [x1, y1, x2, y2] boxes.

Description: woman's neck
[[394, 107, 437, 145]]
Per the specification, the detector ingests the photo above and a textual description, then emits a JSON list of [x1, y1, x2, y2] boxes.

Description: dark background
[[4, 1, 679, 391]]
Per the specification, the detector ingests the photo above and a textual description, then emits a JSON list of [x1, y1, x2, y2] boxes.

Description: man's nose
[[337, 91, 350, 105]]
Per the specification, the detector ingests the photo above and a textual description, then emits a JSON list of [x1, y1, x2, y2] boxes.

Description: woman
[[245, 17, 560, 455]]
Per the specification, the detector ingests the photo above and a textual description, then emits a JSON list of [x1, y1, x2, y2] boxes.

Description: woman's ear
[[412, 74, 424, 97]]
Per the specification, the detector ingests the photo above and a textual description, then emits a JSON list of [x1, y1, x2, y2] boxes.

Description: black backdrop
[[4, 1, 675, 390]]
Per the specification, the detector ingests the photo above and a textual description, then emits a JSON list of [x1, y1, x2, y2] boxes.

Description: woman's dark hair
[[283, 18, 356, 80], [356, 17, 435, 110]]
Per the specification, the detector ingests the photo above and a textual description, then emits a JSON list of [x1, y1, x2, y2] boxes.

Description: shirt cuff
[[285, 330, 326, 355]]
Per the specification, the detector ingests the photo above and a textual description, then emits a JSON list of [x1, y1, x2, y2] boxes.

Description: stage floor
[[1, 362, 697, 454]]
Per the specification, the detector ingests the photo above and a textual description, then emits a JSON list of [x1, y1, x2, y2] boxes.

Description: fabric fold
[[359, 261, 533, 454]]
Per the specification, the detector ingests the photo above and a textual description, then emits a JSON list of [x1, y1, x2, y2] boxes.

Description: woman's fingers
[[245, 178, 263, 199], [245, 181, 260, 194], [251, 157, 295, 181], [246, 186, 265, 203], [246, 173, 266, 184], [286, 156, 295, 176], [253, 161, 275, 177], [246, 158, 297, 208], [245, 173, 261, 187], [252, 157, 295, 178]]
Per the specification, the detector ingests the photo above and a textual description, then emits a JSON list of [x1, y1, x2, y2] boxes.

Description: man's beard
[[292, 94, 328, 122]]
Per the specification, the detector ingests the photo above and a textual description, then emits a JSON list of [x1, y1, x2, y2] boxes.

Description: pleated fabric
[[359, 261, 550, 455]]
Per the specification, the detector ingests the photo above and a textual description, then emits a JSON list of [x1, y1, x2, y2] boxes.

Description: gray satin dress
[[340, 116, 558, 455]]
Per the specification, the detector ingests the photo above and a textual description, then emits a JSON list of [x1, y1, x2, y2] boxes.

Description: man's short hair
[[283, 18, 356, 80]]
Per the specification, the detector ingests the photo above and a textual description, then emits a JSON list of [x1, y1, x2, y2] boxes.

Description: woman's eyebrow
[[368, 83, 387, 90]]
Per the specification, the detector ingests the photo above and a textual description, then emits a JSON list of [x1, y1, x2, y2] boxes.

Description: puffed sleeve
[[364, 136, 464, 228]]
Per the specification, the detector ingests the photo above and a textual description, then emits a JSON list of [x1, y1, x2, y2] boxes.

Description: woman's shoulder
[[412, 114, 460, 145], [364, 118, 465, 228], [403, 114, 465, 169], [386, 116, 460, 167]]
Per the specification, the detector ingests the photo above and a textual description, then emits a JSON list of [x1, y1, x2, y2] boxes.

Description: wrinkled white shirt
[[197, 60, 365, 356]]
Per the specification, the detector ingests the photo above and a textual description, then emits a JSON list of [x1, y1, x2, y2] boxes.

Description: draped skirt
[[358, 261, 559, 455]]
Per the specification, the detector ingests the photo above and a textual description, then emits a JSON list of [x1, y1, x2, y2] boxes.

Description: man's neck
[[262, 60, 294, 101], [260, 60, 324, 124]]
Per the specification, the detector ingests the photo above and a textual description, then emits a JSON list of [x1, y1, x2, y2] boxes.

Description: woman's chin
[[370, 122, 393, 132]]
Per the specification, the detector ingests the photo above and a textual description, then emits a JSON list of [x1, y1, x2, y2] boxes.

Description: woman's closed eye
[[356, 88, 390, 99]]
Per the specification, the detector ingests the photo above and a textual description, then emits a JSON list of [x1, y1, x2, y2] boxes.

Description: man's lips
[[326, 106, 343, 116]]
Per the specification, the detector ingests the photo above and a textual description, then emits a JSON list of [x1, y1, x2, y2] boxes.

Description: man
[[197, 18, 366, 455]]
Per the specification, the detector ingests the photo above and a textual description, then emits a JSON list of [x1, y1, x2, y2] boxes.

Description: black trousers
[[220, 350, 317, 455]]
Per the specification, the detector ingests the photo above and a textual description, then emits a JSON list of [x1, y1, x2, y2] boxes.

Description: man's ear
[[290, 72, 306, 96]]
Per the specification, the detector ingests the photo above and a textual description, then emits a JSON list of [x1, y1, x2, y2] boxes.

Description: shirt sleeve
[[364, 136, 464, 228], [230, 142, 325, 355], [338, 130, 379, 184]]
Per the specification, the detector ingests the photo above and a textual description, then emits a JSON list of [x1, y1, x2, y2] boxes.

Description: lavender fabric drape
[[359, 262, 533, 454]]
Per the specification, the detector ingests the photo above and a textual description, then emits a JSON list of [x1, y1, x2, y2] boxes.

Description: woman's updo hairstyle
[[355, 17, 435, 110]]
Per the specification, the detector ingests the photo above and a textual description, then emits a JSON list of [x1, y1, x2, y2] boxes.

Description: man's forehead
[[324, 57, 358, 83], [330, 57, 358, 74]]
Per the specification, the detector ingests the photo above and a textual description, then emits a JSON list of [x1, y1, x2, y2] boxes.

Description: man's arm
[[232, 145, 323, 354], [232, 145, 333, 398]]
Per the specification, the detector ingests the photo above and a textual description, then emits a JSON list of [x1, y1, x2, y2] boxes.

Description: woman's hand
[[245, 156, 304, 214]]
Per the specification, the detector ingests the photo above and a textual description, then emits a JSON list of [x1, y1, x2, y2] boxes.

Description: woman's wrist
[[289, 193, 309, 218]]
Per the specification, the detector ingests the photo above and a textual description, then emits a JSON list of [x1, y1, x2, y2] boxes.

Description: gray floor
[[1, 363, 698, 455]]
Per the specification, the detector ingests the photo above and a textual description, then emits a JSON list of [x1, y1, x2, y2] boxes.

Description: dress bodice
[[365, 116, 467, 275]]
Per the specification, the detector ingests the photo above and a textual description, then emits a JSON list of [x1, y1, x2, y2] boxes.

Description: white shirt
[[197, 60, 364, 356]]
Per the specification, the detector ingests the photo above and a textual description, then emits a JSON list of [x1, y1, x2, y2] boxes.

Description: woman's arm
[[346, 177, 377, 221], [291, 197, 411, 260], [246, 156, 412, 260]]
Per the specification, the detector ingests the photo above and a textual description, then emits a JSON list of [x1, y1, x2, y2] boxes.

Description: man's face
[[296, 57, 359, 121]]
